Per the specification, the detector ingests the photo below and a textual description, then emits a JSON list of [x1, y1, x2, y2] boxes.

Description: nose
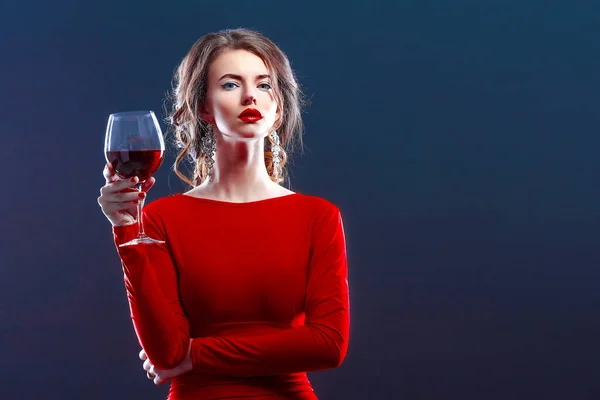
[[242, 91, 257, 106]]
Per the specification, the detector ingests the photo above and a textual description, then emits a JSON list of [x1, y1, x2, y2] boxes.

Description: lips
[[238, 108, 263, 122]]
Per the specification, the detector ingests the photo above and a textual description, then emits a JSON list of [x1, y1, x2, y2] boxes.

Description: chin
[[222, 128, 268, 141], [227, 123, 270, 140]]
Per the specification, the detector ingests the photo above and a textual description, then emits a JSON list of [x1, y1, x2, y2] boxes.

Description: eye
[[221, 82, 238, 90], [258, 83, 272, 90]]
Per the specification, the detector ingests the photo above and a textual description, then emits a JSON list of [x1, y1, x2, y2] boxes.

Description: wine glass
[[105, 111, 165, 247]]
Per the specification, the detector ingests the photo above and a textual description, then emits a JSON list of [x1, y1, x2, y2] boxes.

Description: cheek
[[212, 96, 237, 120], [263, 96, 279, 120]]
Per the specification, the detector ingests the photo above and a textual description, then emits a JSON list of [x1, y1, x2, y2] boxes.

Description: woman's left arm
[[189, 205, 350, 376]]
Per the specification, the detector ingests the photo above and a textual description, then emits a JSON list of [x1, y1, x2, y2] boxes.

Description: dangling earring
[[201, 124, 216, 180], [270, 130, 281, 180]]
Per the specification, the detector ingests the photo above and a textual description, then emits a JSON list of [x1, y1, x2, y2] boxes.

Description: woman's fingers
[[101, 177, 139, 195], [98, 190, 144, 210], [139, 349, 161, 384], [103, 189, 144, 203], [141, 176, 155, 193], [103, 162, 119, 183], [140, 348, 154, 379], [103, 165, 155, 194], [100, 201, 139, 214]]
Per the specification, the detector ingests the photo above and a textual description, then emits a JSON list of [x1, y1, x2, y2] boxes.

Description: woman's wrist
[[185, 338, 194, 371]]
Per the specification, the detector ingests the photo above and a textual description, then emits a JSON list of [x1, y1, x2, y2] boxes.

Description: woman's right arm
[[98, 163, 192, 370], [113, 216, 192, 370]]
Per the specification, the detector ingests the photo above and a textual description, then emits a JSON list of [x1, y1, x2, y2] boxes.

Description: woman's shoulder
[[141, 193, 187, 217], [295, 193, 342, 217]]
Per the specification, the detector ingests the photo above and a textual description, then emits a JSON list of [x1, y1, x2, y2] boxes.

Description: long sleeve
[[113, 212, 191, 370], [189, 205, 350, 376]]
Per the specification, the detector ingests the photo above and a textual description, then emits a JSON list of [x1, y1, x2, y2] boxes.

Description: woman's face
[[202, 49, 280, 141]]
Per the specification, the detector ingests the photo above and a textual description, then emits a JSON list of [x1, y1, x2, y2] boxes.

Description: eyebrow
[[218, 73, 271, 81]]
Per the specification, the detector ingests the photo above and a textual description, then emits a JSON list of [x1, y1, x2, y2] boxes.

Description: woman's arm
[[188, 205, 350, 376], [113, 213, 191, 370]]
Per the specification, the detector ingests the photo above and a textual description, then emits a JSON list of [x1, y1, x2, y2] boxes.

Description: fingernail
[[131, 177, 138, 183], [139, 193, 146, 198]]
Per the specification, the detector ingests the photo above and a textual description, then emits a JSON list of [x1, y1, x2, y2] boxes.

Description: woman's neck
[[193, 133, 280, 202]]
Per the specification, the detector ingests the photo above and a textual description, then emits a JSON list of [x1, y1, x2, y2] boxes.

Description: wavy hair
[[167, 28, 305, 187]]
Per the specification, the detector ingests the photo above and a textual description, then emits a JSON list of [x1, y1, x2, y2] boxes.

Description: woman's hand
[[140, 340, 194, 385], [97, 162, 155, 227]]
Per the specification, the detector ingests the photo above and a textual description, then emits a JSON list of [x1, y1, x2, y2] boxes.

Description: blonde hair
[[167, 28, 305, 187]]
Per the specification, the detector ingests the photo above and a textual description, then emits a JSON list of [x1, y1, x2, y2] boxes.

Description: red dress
[[113, 193, 350, 399]]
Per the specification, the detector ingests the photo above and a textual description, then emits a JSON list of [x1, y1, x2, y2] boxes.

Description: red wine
[[106, 149, 164, 181]]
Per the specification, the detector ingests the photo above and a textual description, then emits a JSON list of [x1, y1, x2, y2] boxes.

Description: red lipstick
[[238, 108, 263, 123]]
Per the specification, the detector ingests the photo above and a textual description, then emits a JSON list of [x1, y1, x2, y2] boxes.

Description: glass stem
[[136, 182, 146, 237]]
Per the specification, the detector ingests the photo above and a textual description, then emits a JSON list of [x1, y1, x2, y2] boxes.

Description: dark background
[[2, 1, 599, 399]]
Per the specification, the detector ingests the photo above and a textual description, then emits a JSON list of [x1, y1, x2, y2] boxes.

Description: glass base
[[119, 235, 165, 247]]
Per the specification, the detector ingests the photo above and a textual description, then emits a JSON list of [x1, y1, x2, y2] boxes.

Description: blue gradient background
[[1, 1, 599, 399]]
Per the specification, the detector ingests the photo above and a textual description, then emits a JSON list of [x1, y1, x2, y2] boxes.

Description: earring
[[270, 130, 281, 180], [201, 124, 216, 180]]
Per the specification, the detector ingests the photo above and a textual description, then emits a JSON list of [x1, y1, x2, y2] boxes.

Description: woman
[[98, 28, 350, 400]]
